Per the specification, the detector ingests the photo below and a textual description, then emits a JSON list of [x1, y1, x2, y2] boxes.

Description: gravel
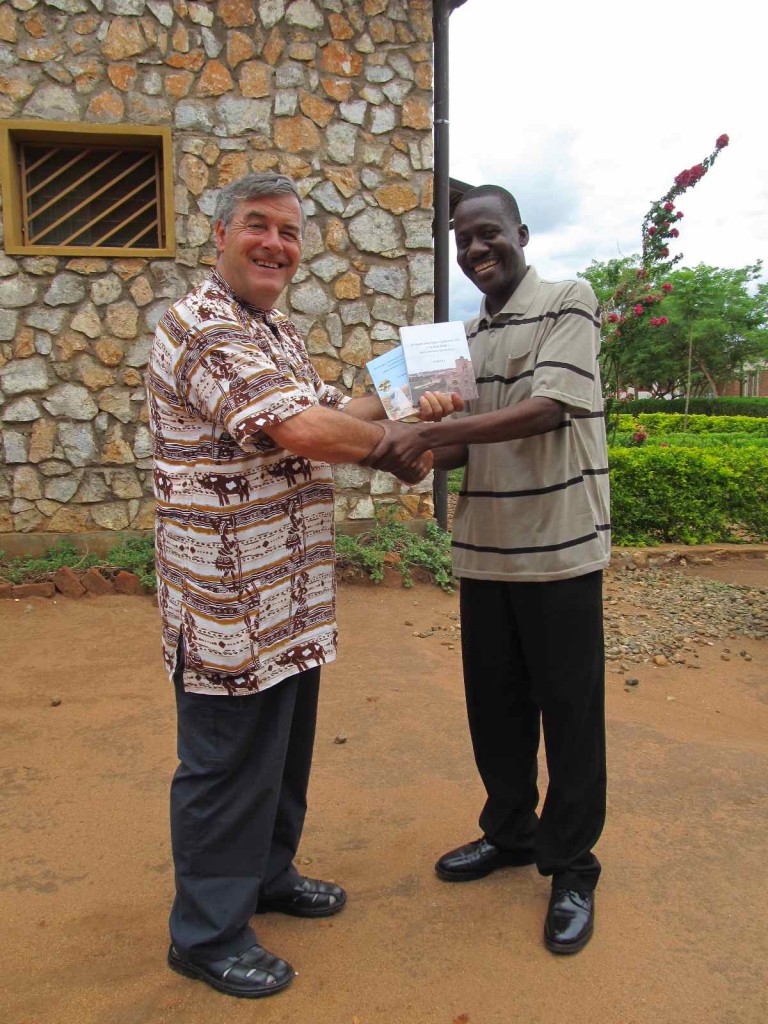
[[603, 568, 767, 665], [414, 563, 767, 668]]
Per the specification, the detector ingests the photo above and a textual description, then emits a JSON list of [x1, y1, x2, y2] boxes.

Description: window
[[1, 121, 175, 258]]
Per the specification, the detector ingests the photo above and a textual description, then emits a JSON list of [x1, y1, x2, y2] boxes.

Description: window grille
[[1, 122, 175, 257]]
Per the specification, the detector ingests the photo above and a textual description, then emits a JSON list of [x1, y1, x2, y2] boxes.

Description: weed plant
[[335, 510, 454, 591]]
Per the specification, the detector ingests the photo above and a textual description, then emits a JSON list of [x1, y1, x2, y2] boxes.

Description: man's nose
[[466, 236, 488, 260], [259, 225, 282, 252]]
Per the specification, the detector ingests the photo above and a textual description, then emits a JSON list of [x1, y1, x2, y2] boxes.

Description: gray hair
[[214, 172, 305, 231]]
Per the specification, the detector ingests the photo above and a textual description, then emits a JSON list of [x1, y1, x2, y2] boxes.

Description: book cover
[[365, 346, 420, 421], [398, 321, 478, 403]]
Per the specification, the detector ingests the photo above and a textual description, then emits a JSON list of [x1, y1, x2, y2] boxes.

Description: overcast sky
[[447, 0, 768, 320]]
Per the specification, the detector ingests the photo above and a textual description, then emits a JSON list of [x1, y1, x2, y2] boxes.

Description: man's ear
[[214, 219, 226, 254], [518, 224, 530, 248]]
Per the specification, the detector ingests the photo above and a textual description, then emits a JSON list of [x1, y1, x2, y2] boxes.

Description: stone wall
[[0, 0, 436, 537]]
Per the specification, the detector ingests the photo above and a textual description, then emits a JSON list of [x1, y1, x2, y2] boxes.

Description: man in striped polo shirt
[[364, 185, 610, 954]]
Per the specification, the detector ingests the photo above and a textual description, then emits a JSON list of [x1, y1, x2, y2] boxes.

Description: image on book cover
[[399, 321, 478, 404], [365, 346, 420, 421]]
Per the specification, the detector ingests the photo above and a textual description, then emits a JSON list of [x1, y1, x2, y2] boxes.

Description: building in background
[[0, 0, 437, 543]]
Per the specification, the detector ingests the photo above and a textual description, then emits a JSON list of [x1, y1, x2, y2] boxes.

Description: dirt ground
[[1, 559, 766, 1024]]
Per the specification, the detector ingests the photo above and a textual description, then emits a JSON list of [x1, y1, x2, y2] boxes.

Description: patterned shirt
[[147, 270, 349, 696], [452, 267, 611, 582]]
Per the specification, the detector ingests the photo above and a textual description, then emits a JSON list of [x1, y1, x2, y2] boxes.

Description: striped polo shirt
[[148, 270, 349, 696], [452, 266, 611, 582]]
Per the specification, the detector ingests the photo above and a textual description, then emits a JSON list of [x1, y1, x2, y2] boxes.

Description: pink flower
[[607, 312, 620, 323], [662, 283, 673, 292], [676, 211, 684, 219], [690, 163, 706, 182], [648, 226, 656, 236], [670, 228, 680, 238], [716, 134, 729, 149], [659, 247, 670, 257], [664, 202, 675, 212], [658, 316, 669, 325], [634, 304, 644, 317], [650, 318, 660, 326]]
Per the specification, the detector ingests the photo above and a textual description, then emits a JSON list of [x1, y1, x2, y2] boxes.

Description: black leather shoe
[[544, 889, 595, 954], [257, 876, 347, 918], [435, 837, 536, 882], [168, 943, 294, 998]]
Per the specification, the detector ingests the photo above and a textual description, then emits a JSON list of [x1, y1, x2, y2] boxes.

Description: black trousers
[[169, 665, 320, 961], [459, 572, 606, 891]]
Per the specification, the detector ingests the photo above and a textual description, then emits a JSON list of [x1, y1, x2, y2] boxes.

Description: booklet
[[399, 320, 478, 404], [365, 346, 420, 421]]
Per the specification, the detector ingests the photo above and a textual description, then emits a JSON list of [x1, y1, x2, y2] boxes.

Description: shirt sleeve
[[530, 280, 602, 414], [178, 321, 318, 451]]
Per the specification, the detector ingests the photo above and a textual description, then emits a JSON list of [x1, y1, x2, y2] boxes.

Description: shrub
[[609, 446, 768, 545], [616, 413, 768, 436], [610, 397, 768, 417], [612, 432, 768, 449]]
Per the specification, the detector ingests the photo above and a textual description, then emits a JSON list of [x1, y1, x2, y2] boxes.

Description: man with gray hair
[[148, 172, 457, 998]]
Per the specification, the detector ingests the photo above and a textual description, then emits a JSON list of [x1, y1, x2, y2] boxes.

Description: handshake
[[361, 419, 433, 486]]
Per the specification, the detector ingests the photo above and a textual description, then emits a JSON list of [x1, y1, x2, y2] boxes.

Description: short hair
[[455, 184, 522, 225], [214, 172, 304, 231]]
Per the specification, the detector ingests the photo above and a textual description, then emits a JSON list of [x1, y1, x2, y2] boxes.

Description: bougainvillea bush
[[580, 135, 731, 402]]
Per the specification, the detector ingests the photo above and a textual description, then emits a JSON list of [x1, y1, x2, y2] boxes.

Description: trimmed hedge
[[609, 447, 768, 545], [614, 432, 768, 449], [616, 413, 768, 436], [610, 397, 768, 417]]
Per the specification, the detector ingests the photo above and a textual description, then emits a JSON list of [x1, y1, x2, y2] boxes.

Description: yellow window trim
[[0, 120, 176, 258]]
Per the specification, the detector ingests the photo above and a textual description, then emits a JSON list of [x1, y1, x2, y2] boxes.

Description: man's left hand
[[417, 391, 464, 422]]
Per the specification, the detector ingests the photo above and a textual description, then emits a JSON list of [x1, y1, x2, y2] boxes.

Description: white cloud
[[447, 0, 768, 317]]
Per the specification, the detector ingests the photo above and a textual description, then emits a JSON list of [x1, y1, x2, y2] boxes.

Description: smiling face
[[454, 195, 529, 316], [214, 192, 303, 310]]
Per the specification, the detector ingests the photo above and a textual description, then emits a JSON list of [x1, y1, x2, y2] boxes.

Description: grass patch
[[0, 536, 157, 590], [447, 467, 463, 494], [0, 540, 100, 585], [1, 519, 457, 593]]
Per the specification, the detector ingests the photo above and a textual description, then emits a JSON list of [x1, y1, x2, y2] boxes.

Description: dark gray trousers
[[460, 572, 606, 891], [169, 665, 320, 962]]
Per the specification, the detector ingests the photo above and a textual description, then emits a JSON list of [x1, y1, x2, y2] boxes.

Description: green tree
[[581, 260, 768, 398], [661, 263, 768, 396]]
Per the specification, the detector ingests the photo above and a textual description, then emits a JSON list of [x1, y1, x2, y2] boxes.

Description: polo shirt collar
[[478, 266, 541, 327]]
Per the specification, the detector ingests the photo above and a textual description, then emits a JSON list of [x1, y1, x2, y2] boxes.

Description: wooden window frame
[[0, 121, 175, 258]]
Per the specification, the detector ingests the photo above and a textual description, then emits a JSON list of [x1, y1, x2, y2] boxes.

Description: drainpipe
[[432, 0, 468, 531]]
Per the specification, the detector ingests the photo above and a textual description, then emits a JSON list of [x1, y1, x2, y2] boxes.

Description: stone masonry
[[0, 0, 436, 537]]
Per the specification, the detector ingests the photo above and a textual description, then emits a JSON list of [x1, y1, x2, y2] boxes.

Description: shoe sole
[[434, 855, 536, 883], [168, 951, 294, 999], [543, 923, 594, 955], [256, 891, 347, 918]]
